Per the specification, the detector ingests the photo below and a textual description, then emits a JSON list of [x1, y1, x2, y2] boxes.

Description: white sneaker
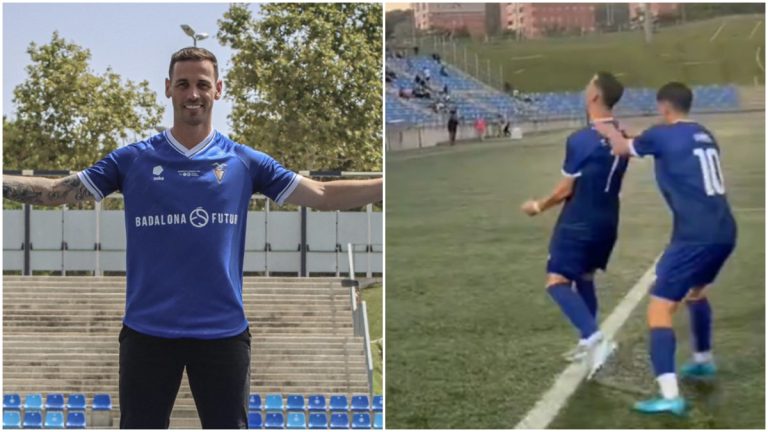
[[586, 336, 617, 380], [562, 341, 589, 362]]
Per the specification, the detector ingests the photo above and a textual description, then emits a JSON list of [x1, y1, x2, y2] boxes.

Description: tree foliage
[[218, 3, 382, 172], [3, 32, 164, 170]]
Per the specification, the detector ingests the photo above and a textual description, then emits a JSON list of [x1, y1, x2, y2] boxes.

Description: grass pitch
[[385, 112, 764, 428]]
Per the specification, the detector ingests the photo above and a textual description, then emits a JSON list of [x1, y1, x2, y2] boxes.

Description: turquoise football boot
[[680, 361, 717, 378], [633, 396, 687, 416]]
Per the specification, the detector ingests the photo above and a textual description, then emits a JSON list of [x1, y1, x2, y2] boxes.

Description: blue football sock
[[650, 327, 676, 376], [576, 278, 598, 319], [687, 298, 712, 353], [547, 283, 598, 340]]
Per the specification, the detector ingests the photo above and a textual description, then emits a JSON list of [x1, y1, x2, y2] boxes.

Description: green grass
[[385, 112, 764, 428], [363, 284, 383, 395], [426, 15, 765, 91]]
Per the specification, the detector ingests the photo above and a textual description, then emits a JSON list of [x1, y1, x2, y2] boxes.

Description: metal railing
[[347, 242, 375, 397]]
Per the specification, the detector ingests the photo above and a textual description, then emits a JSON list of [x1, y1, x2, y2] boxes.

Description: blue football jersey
[[631, 121, 736, 244], [78, 129, 301, 339], [555, 119, 630, 240]]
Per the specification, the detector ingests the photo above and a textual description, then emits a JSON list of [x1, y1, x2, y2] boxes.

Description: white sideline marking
[[710, 22, 726, 42], [514, 259, 659, 429], [748, 20, 762, 40]]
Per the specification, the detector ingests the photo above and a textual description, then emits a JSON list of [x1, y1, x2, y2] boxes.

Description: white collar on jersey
[[589, 117, 614, 123], [164, 128, 216, 157]]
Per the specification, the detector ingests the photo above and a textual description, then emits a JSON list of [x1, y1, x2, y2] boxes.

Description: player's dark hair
[[656, 82, 693, 113], [594, 71, 624, 108], [169, 47, 219, 80]]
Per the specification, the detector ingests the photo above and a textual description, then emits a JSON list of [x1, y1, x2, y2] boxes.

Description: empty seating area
[[386, 55, 743, 126], [4, 276, 371, 428], [247, 393, 383, 429], [3, 393, 111, 429]]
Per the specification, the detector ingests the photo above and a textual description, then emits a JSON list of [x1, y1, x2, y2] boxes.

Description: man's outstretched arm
[[3, 174, 95, 207], [285, 177, 383, 211]]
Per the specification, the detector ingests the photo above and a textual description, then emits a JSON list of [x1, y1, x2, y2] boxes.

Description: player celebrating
[[593, 82, 736, 415], [3, 47, 383, 428], [521, 72, 629, 377]]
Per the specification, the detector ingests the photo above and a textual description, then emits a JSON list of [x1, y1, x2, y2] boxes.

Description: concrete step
[[4, 334, 362, 343], [5, 326, 355, 335], [3, 276, 345, 283], [3, 285, 351, 294]]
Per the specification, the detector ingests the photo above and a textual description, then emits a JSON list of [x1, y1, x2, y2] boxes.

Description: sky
[[2, 2, 256, 137], [386, 3, 411, 12]]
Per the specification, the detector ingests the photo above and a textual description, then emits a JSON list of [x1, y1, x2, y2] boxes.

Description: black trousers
[[118, 325, 251, 429]]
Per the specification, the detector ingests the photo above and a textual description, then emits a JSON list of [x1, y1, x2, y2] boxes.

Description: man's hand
[[521, 199, 541, 217], [593, 121, 632, 156]]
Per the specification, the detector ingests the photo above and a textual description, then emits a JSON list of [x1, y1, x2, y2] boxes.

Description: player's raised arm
[[285, 177, 383, 211], [3, 174, 95, 207]]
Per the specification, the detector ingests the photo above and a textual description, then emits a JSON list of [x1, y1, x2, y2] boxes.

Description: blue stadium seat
[[66, 394, 86, 412], [24, 394, 43, 411], [351, 412, 371, 429], [92, 394, 112, 411], [22, 411, 42, 429], [329, 395, 348, 412], [286, 412, 306, 429], [373, 412, 383, 429], [44, 411, 64, 429], [285, 395, 304, 411], [350, 395, 370, 412], [372, 395, 383, 412], [264, 394, 283, 412], [3, 411, 21, 429], [249, 394, 262, 411], [65, 412, 86, 429], [308, 413, 328, 429], [307, 395, 326, 412], [4, 393, 21, 410], [45, 393, 65, 411], [330, 412, 349, 429], [264, 412, 284, 429], [248, 412, 262, 429]]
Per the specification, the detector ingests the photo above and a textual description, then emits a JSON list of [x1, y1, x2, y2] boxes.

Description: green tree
[[3, 32, 164, 171], [218, 3, 382, 172]]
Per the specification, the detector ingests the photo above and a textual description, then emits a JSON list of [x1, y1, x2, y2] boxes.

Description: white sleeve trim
[[275, 174, 303, 206], [628, 139, 641, 158], [561, 169, 582, 178], [77, 171, 104, 202]]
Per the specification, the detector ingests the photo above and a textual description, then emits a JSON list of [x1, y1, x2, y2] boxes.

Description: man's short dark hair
[[169, 47, 219, 80], [656, 82, 693, 113], [594, 71, 624, 108]]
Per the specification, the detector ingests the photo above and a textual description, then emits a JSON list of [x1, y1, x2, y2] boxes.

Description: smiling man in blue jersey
[[521, 72, 629, 378], [593, 82, 736, 416], [3, 47, 383, 428]]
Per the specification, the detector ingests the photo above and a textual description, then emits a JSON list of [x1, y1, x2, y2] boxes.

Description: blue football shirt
[[630, 120, 736, 244], [555, 119, 630, 240], [78, 130, 301, 339]]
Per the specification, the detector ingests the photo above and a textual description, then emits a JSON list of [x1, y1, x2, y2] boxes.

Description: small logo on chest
[[213, 162, 227, 184], [152, 165, 164, 181]]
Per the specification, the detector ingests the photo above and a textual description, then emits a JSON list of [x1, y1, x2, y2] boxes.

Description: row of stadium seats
[[248, 411, 382, 429], [249, 394, 382, 412], [4, 411, 85, 429], [4, 394, 111, 412], [386, 56, 742, 125]]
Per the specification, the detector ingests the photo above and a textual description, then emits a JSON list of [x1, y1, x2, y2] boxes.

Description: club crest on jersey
[[213, 163, 226, 184], [152, 165, 164, 181]]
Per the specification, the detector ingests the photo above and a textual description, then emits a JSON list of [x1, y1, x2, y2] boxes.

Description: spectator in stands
[[443, 84, 449, 95], [423, 67, 431, 82], [475, 117, 487, 140], [1, 47, 383, 429], [448, 110, 459, 145], [440, 65, 448, 77], [503, 119, 511, 137], [399, 87, 413, 99]]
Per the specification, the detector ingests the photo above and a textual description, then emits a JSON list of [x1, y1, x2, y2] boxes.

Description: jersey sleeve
[[241, 146, 301, 205], [561, 133, 586, 177], [77, 145, 136, 202], [630, 127, 660, 158]]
